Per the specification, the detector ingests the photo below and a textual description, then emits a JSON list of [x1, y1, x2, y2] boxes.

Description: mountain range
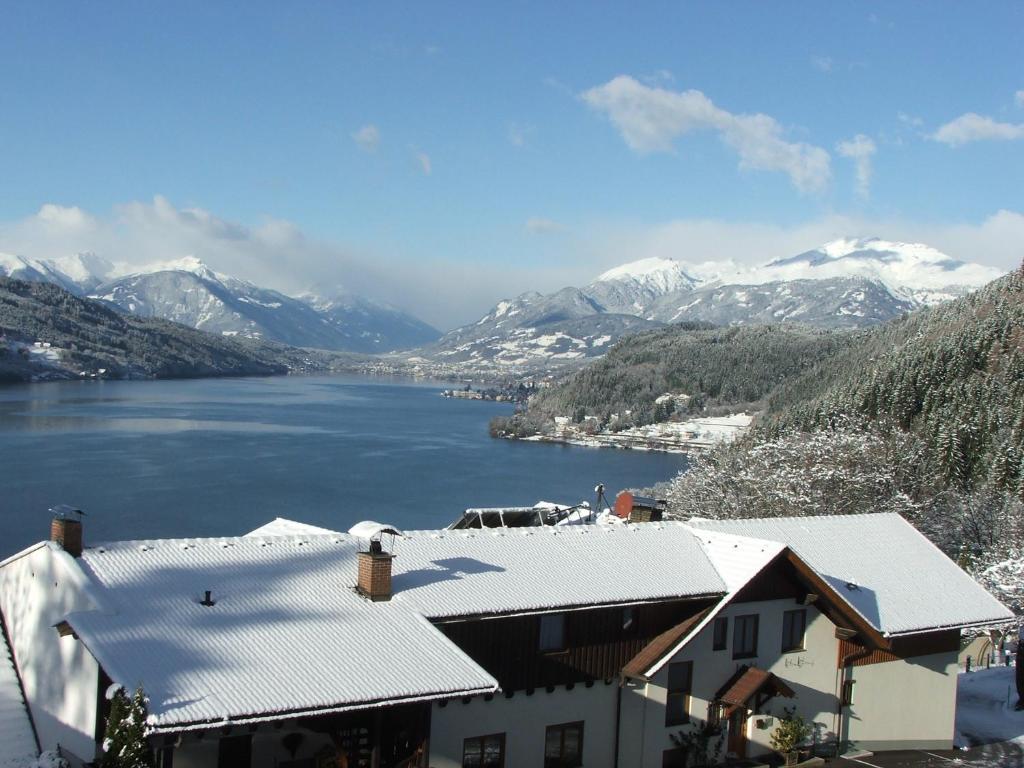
[[425, 238, 1005, 367], [0, 253, 439, 353]]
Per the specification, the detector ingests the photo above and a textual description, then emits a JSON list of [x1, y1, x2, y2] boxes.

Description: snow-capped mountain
[[425, 288, 660, 366], [419, 238, 1006, 368], [647, 237, 1003, 325], [647, 276, 915, 328], [585, 257, 701, 315], [2, 252, 439, 353]]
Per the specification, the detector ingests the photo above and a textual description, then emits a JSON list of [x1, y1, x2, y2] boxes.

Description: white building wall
[[622, 599, 841, 767], [429, 684, 618, 768], [844, 650, 959, 751], [0, 544, 103, 763]]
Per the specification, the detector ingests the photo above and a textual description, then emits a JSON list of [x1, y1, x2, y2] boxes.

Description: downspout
[[835, 643, 874, 756]]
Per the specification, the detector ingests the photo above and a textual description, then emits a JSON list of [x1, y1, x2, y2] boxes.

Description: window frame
[[463, 732, 506, 768], [841, 678, 855, 706], [781, 608, 807, 653], [732, 614, 759, 659], [544, 721, 584, 768], [665, 660, 694, 727], [538, 613, 567, 653], [712, 616, 728, 651]]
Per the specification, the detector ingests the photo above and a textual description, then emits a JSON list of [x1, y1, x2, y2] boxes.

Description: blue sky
[[1, 2, 1022, 327]]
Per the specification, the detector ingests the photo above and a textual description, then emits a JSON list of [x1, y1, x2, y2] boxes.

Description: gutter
[[145, 685, 499, 734]]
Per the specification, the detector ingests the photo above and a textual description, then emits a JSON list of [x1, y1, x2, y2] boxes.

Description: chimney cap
[[348, 521, 405, 541], [50, 504, 86, 520]]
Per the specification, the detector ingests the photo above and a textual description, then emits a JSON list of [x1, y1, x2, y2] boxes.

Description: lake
[[0, 375, 687, 555]]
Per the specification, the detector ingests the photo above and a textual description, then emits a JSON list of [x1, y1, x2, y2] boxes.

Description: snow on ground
[[955, 666, 1024, 749]]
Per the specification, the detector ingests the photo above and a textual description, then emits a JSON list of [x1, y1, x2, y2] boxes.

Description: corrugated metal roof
[[0, 621, 37, 768], [690, 513, 1014, 635], [72, 536, 497, 729], [71, 524, 726, 729], [395, 524, 726, 618]]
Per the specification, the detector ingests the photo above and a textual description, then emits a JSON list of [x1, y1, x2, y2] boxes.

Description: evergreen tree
[[102, 685, 152, 768]]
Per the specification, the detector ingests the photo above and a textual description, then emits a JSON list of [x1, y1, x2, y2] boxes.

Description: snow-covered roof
[[0, 627, 37, 768], [67, 524, 726, 729], [689, 513, 1014, 636], [70, 535, 497, 730], [26, 512, 1009, 731], [395, 524, 725, 618], [244, 517, 338, 538]]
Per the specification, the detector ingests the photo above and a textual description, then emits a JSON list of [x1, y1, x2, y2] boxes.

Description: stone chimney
[[50, 507, 84, 557], [357, 540, 394, 601]]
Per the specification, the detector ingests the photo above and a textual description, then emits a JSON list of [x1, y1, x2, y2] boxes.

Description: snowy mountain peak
[[595, 257, 699, 293], [756, 237, 1003, 303], [134, 255, 225, 283]]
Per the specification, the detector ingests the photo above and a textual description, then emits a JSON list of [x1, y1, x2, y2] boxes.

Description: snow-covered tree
[[102, 685, 152, 768]]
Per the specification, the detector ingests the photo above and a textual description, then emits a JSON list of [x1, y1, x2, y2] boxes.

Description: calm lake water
[[0, 375, 687, 555]]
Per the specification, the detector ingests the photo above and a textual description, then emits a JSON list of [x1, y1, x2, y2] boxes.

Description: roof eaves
[[0, 541, 48, 570], [425, 592, 726, 624], [145, 683, 500, 734]]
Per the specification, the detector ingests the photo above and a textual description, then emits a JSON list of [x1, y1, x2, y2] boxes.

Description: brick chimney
[[357, 540, 394, 601], [50, 507, 83, 558]]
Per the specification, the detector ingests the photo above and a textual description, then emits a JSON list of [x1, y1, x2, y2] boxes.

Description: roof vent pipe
[[200, 590, 216, 607]]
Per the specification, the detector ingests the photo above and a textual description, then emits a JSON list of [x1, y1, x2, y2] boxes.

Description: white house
[[0, 512, 1011, 768]]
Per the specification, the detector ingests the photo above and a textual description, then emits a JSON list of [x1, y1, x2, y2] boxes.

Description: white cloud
[[416, 151, 432, 175], [352, 124, 380, 153], [811, 56, 834, 73], [897, 111, 923, 128], [1016, 90, 1024, 108], [836, 134, 877, 198], [525, 217, 564, 235], [581, 75, 831, 193], [932, 113, 1024, 146]]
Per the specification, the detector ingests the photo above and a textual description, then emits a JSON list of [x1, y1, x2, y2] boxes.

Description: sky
[[1, 2, 1022, 329]]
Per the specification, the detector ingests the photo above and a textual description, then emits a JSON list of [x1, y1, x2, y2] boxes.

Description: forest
[[663, 264, 1024, 613]]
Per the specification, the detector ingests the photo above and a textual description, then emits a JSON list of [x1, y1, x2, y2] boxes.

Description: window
[[841, 679, 855, 706], [544, 721, 584, 767], [781, 609, 807, 652], [539, 613, 566, 652], [733, 614, 759, 659], [622, 606, 637, 634], [712, 616, 728, 650], [463, 733, 505, 768], [665, 661, 693, 726]]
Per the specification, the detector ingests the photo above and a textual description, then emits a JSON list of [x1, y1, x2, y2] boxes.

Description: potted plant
[[769, 708, 812, 766]]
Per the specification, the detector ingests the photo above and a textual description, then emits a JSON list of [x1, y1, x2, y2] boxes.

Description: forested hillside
[[494, 323, 859, 435], [0, 277, 357, 383], [664, 264, 1024, 611]]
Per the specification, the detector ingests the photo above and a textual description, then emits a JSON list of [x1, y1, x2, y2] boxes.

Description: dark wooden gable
[[436, 597, 717, 692]]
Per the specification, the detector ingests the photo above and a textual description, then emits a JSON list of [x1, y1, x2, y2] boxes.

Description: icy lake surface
[[0, 375, 687, 554]]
